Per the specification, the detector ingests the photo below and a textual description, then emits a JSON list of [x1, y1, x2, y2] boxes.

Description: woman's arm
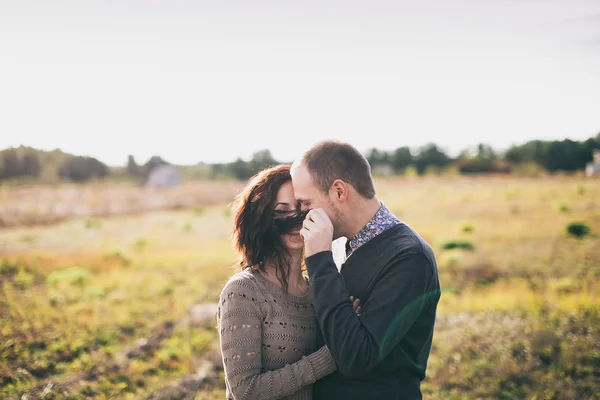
[[217, 280, 336, 400]]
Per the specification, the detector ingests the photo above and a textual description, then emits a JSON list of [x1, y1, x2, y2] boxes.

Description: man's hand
[[351, 296, 361, 314], [300, 208, 334, 257]]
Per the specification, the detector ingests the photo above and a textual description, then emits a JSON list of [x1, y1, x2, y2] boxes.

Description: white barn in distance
[[586, 150, 600, 178], [145, 164, 181, 188]]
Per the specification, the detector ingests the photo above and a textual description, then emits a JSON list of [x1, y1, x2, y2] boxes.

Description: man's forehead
[[291, 163, 312, 181], [291, 166, 312, 187]]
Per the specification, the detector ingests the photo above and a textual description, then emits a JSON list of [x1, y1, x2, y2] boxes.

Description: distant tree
[[21, 152, 41, 177], [218, 150, 281, 181], [251, 149, 277, 167], [59, 156, 110, 182], [456, 143, 503, 174], [504, 140, 548, 166], [210, 163, 228, 179], [477, 143, 496, 161], [390, 147, 414, 173], [0, 149, 21, 179], [581, 137, 599, 164], [545, 139, 583, 172], [366, 148, 390, 167], [248, 150, 278, 177], [414, 143, 451, 174], [126, 155, 140, 176], [230, 157, 251, 180]]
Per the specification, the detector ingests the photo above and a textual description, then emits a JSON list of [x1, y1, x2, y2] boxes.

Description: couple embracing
[[216, 140, 441, 400]]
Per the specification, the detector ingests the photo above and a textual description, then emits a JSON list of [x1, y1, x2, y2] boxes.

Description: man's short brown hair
[[299, 140, 376, 198]]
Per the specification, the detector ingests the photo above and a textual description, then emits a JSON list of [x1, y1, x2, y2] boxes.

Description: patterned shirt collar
[[345, 202, 401, 257]]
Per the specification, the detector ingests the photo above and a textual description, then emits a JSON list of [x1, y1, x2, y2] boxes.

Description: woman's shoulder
[[218, 269, 268, 318], [220, 268, 262, 296]]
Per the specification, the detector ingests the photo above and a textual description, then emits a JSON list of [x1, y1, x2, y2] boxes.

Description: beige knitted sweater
[[217, 269, 337, 400]]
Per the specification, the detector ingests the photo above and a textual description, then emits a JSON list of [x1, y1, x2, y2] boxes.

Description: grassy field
[[0, 180, 245, 228], [1, 175, 599, 399]]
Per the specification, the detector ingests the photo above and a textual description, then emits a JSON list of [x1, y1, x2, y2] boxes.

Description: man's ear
[[331, 179, 348, 202]]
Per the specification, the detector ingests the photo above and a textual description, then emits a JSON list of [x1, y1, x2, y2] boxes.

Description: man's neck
[[344, 196, 382, 240]]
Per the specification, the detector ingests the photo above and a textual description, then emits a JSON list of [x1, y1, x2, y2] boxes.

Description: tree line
[[1, 133, 598, 183]]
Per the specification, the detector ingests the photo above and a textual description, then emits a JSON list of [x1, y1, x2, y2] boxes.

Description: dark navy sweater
[[305, 223, 440, 400]]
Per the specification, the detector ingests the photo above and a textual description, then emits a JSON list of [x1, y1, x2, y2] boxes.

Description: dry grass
[[0, 180, 245, 228]]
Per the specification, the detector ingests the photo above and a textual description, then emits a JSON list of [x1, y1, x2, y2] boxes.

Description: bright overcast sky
[[1, 0, 599, 166]]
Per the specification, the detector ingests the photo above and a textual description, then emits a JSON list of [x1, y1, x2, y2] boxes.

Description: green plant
[[104, 249, 132, 266], [557, 202, 569, 213], [133, 238, 148, 252], [193, 207, 205, 216], [84, 218, 103, 229], [441, 239, 475, 251], [566, 222, 591, 238], [14, 269, 35, 289], [0, 260, 18, 276], [46, 266, 91, 287], [461, 223, 475, 233]]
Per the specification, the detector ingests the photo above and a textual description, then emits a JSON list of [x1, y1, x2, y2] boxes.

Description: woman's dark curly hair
[[231, 164, 306, 290]]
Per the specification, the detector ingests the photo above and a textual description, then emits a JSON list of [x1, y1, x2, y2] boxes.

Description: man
[[291, 140, 441, 400]]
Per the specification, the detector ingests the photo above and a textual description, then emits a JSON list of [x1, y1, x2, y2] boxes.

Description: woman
[[217, 164, 336, 400]]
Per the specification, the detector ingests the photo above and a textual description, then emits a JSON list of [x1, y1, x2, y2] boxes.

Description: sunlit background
[[2, 0, 600, 165], [1, 1, 599, 399]]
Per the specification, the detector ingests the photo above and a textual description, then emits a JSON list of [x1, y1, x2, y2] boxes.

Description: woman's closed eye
[[273, 209, 296, 216]]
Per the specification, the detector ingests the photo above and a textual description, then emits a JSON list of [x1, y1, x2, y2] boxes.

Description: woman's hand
[[350, 296, 361, 314]]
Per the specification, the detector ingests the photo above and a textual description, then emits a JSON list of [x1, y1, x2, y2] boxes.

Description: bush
[[103, 249, 132, 266], [59, 156, 110, 182], [14, 269, 35, 288], [402, 165, 419, 177], [0, 260, 18, 276], [441, 239, 475, 251], [512, 162, 547, 177], [566, 222, 591, 238], [193, 207, 205, 216], [133, 238, 148, 252], [47, 266, 91, 287], [84, 218, 103, 229], [556, 202, 569, 213], [461, 223, 475, 233]]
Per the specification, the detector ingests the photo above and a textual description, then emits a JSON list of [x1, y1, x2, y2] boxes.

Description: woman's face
[[273, 181, 304, 252]]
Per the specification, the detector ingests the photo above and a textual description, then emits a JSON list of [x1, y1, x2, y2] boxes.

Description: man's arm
[[305, 250, 434, 378]]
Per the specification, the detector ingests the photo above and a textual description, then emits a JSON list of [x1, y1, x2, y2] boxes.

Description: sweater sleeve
[[217, 279, 337, 400], [304, 250, 437, 378]]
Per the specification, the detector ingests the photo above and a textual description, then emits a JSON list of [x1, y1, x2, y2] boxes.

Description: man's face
[[291, 163, 345, 239]]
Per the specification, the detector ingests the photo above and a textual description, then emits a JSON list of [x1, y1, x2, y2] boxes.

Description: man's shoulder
[[383, 223, 437, 267], [385, 222, 432, 250]]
